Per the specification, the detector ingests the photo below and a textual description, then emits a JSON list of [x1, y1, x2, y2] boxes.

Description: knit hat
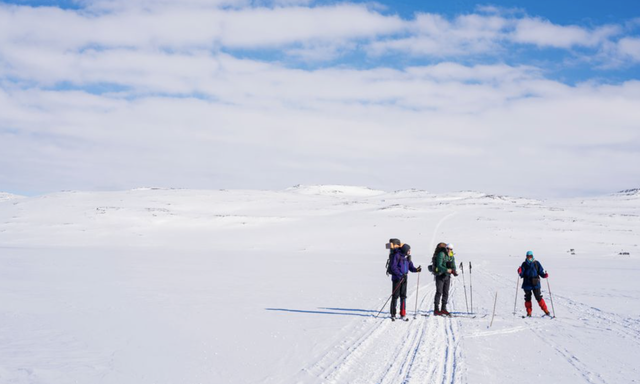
[[401, 244, 411, 254], [446, 243, 454, 250], [526, 251, 534, 257]]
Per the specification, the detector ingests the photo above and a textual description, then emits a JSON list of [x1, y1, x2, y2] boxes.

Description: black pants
[[524, 288, 543, 302], [434, 274, 451, 309], [390, 277, 407, 316]]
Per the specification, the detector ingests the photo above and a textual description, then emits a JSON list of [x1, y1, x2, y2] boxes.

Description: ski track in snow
[[478, 267, 637, 384], [299, 280, 465, 384], [555, 294, 640, 346], [529, 328, 607, 384]]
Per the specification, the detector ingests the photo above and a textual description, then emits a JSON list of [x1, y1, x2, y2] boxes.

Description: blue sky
[[384, 0, 635, 22], [1, 0, 639, 197]]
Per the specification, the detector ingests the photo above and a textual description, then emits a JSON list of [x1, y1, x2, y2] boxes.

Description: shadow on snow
[[265, 307, 377, 318]]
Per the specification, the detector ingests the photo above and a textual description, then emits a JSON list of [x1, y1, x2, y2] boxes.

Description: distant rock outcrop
[[616, 188, 640, 196]]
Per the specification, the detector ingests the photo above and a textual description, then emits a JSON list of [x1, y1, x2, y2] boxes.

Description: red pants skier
[[518, 251, 550, 317]]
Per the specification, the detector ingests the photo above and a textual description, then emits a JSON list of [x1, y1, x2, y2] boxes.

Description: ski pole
[[489, 291, 498, 328], [460, 262, 469, 313], [469, 262, 473, 314], [413, 272, 421, 319], [376, 276, 405, 318], [546, 275, 556, 318], [512, 277, 521, 316]]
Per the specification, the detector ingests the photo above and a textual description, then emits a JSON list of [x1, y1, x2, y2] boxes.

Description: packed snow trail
[[294, 281, 466, 384]]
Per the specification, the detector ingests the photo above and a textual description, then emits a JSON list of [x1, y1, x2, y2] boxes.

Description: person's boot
[[538, 299, 551, 316], [441, 305, 451, 316], [525, 301, 533, 317], [434, 304, 440, 316]]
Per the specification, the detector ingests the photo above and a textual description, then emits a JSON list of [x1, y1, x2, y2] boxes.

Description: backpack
[[530, 261, 542, 286], [385, 250, 395, 275], [427, 253, 437, 274]]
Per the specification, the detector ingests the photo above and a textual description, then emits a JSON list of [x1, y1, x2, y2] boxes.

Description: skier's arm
[[537, 261, 548, 278], [408, 260, 418, 273]]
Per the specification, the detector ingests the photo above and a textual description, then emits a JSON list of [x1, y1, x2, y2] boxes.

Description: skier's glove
[[543, 273, 549, 278], [452, 270, 458, 276], [416, 266, 422, 272], [517, 267, 522, 275]]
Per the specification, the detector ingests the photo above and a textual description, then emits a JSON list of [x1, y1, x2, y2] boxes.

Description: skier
[[518, 251, 551, 317], [433, 243, 457, 316], [389, 244, 421, 320]]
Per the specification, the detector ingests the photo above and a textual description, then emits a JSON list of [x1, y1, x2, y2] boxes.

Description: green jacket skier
[[434, 246, 457, 276], [433, 243, 458, 316]]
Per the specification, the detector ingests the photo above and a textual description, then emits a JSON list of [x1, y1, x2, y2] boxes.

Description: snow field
[[0, 186, 639, 383]]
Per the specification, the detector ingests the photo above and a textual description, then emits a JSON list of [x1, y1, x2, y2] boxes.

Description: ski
[[423, 313, 479, 319], [522, 314, 555, 319]]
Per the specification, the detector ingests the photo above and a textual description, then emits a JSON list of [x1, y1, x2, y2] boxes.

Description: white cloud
[[77, 0, 250, 13], [1, 2, 640, 197], [2, 56, 640, 196], [368, 13, 510, 57], [0, 3, 405, 51], [511, 18, 621, 48], [617, 36, 640, 61]]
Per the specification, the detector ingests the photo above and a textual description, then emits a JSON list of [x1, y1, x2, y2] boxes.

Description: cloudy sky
[[1, 0, 639, 198]]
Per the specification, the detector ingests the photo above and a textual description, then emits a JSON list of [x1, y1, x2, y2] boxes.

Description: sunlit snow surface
[[0, 186, 638, 383]]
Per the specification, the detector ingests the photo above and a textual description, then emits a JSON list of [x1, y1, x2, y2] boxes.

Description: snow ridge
[[0, 192, 25, 201], [286, 184, 385, 197]]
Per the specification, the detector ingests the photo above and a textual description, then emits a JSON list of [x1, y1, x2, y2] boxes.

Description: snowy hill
[[286, 184, 386, 197], [0, 192, 25, 202], [0, 186, 639, 383]]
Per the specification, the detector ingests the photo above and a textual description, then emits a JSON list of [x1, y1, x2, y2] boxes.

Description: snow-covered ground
[[0, 186, 639, 384]]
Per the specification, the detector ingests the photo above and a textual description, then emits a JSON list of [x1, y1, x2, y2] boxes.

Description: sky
[[0, 0, 639, 198]]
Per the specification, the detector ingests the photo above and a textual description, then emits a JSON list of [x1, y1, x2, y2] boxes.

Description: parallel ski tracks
[[302, 213, 465, 384], [482, 268, 634, 384], [301, 281, 464, 384], [530, 327, 607, 384]]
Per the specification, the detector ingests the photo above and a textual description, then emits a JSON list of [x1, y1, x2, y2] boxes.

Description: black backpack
[[385, 250, 395, 275], [427, 253, 437, 274]]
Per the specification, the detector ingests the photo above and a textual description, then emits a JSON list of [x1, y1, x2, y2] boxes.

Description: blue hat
[[526, 251, 534, 257]]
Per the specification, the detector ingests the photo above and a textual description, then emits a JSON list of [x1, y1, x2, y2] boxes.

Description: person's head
[[446, 243, 454, 256], [526, 251, 534, 261], [401, 244, 411, 255]]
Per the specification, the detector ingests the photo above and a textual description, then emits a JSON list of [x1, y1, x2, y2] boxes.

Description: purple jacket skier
[[389, 244, 421, 319]]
